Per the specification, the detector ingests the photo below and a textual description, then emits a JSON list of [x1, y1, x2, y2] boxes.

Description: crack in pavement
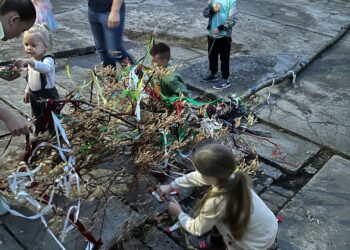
[[272, 102, 326, 146]]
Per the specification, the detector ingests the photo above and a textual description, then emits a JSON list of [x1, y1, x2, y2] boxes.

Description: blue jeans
[[88, 3, 134, 67]]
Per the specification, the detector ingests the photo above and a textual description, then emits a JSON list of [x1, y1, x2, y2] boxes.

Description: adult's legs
[[102, 3, 134, 66], [219, 37, 231, 80], [88, 8, 109, 65]]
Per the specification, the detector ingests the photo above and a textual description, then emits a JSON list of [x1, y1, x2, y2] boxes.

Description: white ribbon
[[159, 129, 169, 156], [135, 95, 142, 121], [288, 71, 297, 84], [200, 118, 222, 135], [267, 77, 275, 105], [2, 112, 81, 250]]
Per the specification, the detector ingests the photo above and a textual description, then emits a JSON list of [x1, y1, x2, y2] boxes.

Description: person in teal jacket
[[150, 42, 188, 98], [201, 0, 238, 90]]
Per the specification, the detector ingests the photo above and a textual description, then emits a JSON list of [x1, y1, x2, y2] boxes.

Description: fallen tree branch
[[239, 23, 350, 100]]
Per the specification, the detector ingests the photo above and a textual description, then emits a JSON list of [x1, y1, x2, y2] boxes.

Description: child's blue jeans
[[88, 3, 134, 67]]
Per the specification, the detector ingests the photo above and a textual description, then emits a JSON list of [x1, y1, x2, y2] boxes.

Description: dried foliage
[[0, 58, 262, 246]]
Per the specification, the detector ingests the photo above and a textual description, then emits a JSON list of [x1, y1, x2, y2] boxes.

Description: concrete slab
[[0, 79, 31, 117], [61, 200, 103, 250], [239, 0, 350, 37], [260, 162, 284, 180], [119, 174, 192, 218], [277, 155, 350, 250], [62, 197, 144, 250], [120, 238, 149, 250], [260, 189, 289, 209], [239, 123, 320, 174], [229, 14, 333, 56], [55, 64, 91, 93], [264, 200, 279, 214], [253, 183, 265, 194], [0, 134, 26, 170], [269, 185, 295, 199], [61, 42, 203, 70], [90, 197, 143, 250], [126, 0, 350, 40], [143, 227, 183, 250], [0, 208, 60, 250], [60, 54, 101, 70], [0, 226, 24, 250], [126, 0, 344, 56], [254, 161, 284, 189], [256, 35, 350, 156], [179, 53, 300, 98], [51, 0, 86, 15]]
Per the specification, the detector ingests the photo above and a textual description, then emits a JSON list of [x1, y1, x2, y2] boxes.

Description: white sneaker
[[213, 79, 231, 90]]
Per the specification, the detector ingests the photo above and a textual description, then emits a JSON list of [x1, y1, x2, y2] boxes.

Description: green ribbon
[[162, 95, 223, 107]]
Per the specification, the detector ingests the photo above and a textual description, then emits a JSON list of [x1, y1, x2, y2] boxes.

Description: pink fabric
[[33, 0, 57, 31]]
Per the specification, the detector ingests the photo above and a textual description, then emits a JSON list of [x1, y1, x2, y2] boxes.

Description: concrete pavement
[[256, 32, 350, 156], [277, 156, 350, 249]]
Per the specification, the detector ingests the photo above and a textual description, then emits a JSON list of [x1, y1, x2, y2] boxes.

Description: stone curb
[[0, 46, 96, 66]]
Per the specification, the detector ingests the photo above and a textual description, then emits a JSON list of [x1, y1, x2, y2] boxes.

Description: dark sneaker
[[213, 79, 230, 89], [201, 74, 219, 82]]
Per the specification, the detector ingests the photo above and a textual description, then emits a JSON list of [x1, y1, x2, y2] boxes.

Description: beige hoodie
[[171, 171, 278, 250]]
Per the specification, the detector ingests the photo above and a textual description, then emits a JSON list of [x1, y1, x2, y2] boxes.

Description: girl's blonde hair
[[193, 144, 252, 240], [24, 23, 52, 48]]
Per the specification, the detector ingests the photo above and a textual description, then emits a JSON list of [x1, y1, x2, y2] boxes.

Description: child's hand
[[23, 93, 30, 104], [15, 58, 34, 69], [158, 184, 172, 198], [168, 197, 182, 217], [213, 3, 222, 12], [212, 28, 220, 36]]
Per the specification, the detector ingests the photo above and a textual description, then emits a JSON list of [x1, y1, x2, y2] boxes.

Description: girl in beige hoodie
[[159, 144, 278, 250]]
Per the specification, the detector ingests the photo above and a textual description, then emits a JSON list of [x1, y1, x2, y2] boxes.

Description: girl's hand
[[108, 11, 120, 28], [158, 184, 172, 198], [168, 198, 183, 217], [15, 59, 34, 69], [23, 93, 30, 104]]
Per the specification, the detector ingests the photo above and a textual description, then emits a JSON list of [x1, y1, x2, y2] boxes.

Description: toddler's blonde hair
[[24, 23, 52, 49]]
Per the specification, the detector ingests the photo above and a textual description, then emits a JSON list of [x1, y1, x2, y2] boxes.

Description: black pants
[[208, 36, 231, 79], [29, 87, 60, 134]]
